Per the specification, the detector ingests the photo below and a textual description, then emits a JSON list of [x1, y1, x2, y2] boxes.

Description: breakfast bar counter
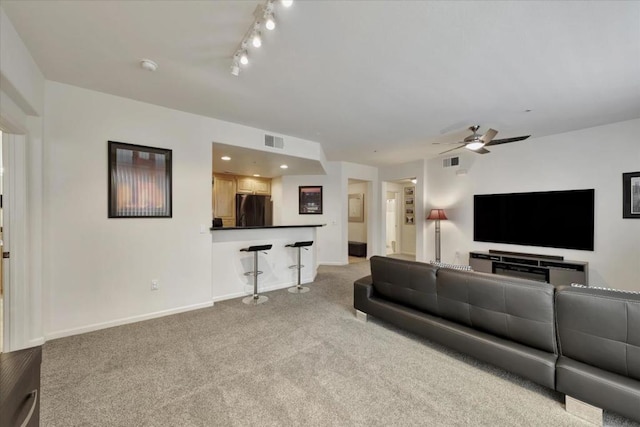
[[211, 224, 324, 302]]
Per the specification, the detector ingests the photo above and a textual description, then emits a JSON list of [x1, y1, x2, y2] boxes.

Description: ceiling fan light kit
[[231, 0, 292, 76], [437, 125, 531, 156]]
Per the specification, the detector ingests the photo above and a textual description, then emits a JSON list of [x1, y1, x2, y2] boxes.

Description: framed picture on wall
[[623, 171, 640, 219], [108, 141, 172, 218], [348, 193, 364, 222], [299, 186, 323, 214]]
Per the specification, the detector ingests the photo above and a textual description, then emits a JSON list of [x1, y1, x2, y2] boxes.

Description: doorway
[[347, 179, 370, 263], [384, 178, 416, 261], [0, 130, 4, 353]]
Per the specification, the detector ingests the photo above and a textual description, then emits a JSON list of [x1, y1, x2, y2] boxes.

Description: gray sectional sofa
[[353, 256, 640, 423]]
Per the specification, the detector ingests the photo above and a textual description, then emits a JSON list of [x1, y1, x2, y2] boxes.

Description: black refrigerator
[[236, 194, 273, 227]]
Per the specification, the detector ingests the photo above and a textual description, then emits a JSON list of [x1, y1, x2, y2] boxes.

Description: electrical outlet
[[151, 279, 159, 290]]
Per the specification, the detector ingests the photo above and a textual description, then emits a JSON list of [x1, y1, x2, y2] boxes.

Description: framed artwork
[[108, 141, 172, 218], [299, 186, 323, 214], [348, 193, 364, 222], [623, 171, 640, 219]]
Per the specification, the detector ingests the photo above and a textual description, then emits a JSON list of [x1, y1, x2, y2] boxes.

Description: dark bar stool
[[285, 241, 313, 294], [240, 244, 272, 305]]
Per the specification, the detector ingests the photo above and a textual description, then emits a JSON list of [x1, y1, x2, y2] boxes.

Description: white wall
[[348, 182, 368, 243], [425, 119, 640, 291], [280, 163, 344, 265], [42, 82, 329, 338]]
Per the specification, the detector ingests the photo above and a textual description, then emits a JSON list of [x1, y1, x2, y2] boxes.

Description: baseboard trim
[[320, 262, 347, 266], [46, 301, 214, 341]]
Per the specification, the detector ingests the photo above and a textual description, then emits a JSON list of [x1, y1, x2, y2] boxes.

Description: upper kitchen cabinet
[[236, 177, 271, 195]]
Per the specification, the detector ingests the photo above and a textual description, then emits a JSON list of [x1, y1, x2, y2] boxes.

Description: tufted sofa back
[[370, 256, 439, 314], [369, 256, 557, 354], [556, 286, 640, 381], [436, 269, 557, 353]]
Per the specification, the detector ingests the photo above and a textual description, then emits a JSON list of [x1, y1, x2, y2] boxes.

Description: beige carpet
[[41, 261, 638, 426]]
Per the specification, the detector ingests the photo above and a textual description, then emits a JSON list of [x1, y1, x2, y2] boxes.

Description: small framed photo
[[623, 171, 640, 219], [348, 193, 364, 222], [299, 186, 323, 214], [108, 141, 172, 218], [405, 197, 414, 206], [405, 208, 414, 215], [404, 187, 414, 196], [405, 215, 414, 225]]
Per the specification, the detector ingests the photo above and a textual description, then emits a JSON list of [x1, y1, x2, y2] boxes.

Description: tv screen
[[474, 189, 594, 251]]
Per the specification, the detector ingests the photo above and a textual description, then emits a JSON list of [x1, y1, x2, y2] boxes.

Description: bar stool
[[285, 241, 313, 294], [240, 244, 272, 305]]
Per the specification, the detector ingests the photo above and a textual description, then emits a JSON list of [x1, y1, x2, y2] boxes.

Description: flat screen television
[[474, 189, 594, 251]]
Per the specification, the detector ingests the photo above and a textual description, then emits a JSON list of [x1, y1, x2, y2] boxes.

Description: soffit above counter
[[212, 142, 326, 178]]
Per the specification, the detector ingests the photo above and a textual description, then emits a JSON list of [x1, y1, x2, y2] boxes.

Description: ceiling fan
[[437, 125, 530, 155]]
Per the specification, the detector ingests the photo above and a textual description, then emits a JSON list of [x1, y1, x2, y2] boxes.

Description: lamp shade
[[427, 209, 448, 220]]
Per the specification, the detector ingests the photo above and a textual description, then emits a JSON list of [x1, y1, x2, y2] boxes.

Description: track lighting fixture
[[230, 0, 293, 76]]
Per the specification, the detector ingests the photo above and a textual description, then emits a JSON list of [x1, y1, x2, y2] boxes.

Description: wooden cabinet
[[236, 177, 271, 195], [0, 346, 42, 427], [213, 174, 236, 227], [213, 175, 272, 227]]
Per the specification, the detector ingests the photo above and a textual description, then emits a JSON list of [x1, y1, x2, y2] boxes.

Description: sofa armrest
[[354, 275, 373, 311]]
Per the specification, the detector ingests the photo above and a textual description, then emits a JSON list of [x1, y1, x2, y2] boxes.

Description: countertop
[[211, 224, 325, 231]]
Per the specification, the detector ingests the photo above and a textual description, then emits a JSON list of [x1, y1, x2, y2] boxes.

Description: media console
[[469, 250, 588, 287]]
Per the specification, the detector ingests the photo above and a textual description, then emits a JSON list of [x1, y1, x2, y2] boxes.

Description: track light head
[[240, 50, 249, 65], [252, 31, 262, 48], [265, 14, 275, 30], [230, 64, 240, 76]]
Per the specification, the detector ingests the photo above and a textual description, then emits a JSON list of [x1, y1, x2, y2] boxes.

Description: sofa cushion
[[436, 269, 557, 354], [556, 286, 640, 381], [370, 256, 439, 315]]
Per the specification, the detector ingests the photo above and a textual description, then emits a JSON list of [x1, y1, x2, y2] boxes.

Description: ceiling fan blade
[[439, 144, 466, 155], [485, 135, 530, 146], [480, 128, 498, 143]]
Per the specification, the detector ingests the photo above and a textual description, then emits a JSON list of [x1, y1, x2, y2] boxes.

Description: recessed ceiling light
[[280, 164, 288, 169], [253, 174, 261, 177], [221, 156, 231, 161], [281, 0, 293, 7]]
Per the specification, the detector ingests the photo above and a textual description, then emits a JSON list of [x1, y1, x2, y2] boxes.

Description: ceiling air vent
[[264, 134, 284, 149], [442, 156, 460, 168]]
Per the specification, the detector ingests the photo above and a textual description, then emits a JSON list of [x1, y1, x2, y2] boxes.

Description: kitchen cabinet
[[236, 177, 271, 195], [213, 174, 236, 227]]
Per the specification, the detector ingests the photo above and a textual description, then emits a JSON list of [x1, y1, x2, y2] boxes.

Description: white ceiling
[[3, 1, 639, 167]]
